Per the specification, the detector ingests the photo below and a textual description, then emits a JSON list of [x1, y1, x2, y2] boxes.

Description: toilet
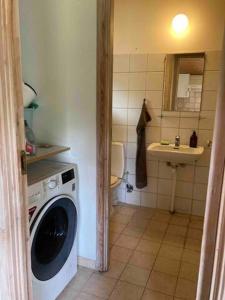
[[111, 142, 125, 211]]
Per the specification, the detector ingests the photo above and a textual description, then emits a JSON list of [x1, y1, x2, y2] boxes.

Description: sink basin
[[148, 143, 204, 163]]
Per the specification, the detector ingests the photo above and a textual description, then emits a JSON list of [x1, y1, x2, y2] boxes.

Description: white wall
[[19, 0, 97, 261], [114, 0, 225, 54]]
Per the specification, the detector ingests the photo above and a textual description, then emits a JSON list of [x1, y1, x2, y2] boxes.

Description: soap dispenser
[[189, 131, 198, 148]]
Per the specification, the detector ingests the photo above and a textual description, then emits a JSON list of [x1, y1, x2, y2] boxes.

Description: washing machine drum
[[31, 196, 77, 281]]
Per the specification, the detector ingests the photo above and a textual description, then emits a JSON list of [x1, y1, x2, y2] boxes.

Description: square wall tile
[[192, 200, 206, 217], [126, 190, 141, 206], [113, 54, 129, 72], [158, 162, 172, 179], [141, 192, 157, 208], [195, 166, 209, 184], [161, 127, 179, 143], [130, 54, 148, 72], [147, 54, 165, 71], [201, 91, 218, 111], [179, 128, 195, 145], [177, 165, 195, 182], [175, 197, 192, 214], [158, 179, 172, 196], [203, 71, 219, 91], [146, 91, 163, 109], [128, 91, 146, 108], [127, 143, 137, 159], [112, 125, 127, 142], [143, 177, 158, 193], [127, 126, 137, 142], [113, 73, 129, 91], [113, 91, 129, 108], [196, 149, 211, 167], [161, 117, 180, 129], [198, 129, 213, 147], [205, 51, 222, 71], [126, 158, 135, 174], [148, 109, 161, 127], [157, 194, 171, 210], [193, 183, 207, 201], [146, 127, 161, 143], [112, 108, 127, 125], [128, 109, 141, 125], [147, 160, 158, 177], [176, 181, 193, 199], [179, 117, 199, 130], [199, 111, 215, 130], [129, 72, 146, 91], [146, 72, 164, 91]]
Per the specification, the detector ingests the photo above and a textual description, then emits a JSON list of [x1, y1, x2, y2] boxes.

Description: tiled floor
[[58, 204, 203, 300]]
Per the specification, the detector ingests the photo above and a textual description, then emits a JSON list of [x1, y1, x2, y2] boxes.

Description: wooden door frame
[[0, 0, 32, 299]]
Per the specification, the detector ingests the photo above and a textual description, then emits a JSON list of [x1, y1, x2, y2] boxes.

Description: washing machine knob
[[48, 179, 58, 189]]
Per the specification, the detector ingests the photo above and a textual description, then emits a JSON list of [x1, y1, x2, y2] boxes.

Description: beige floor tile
[[185, 238, 201, 251], [143, 229, 165, 242], [110, 221, 126, 234], [111, 213, 132, 225], [136, 239, 161, 255], [115, 234, 140, 249], [179, 262, 199, 282], [182, 249, 200, 265], [129, 216, 149, 229], [175, 278, 197, 299], [110, 245, 133, 263], [109, 281, 144, 300], [189, 219, 203, 229], [147, 221, 168, 232], [123, 225, 144, 238], [153, 257, 180, 276], [170, 215, 190, 226], [167, 225, 187, 237], [129, 250, 156, 270], [134, 208, 155, 220], [120, 264, 150, 286], [147, 271, 177, 296], [82, 273, 116, 299], [117, 206, 137, 216], [109, 231, 120, 244], [57, 288, 79, 300], [75, 292, 105, 299], [103, 259, 126, 279], [163, 233, 185, 248], [158, 245, 183, 261], [152, 212, 171, 223], [142, 289, 173, 300], [187, 228, 203, 241]]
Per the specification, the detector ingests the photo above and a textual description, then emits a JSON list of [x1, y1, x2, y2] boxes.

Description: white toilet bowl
[[111, 142, 125, 212]]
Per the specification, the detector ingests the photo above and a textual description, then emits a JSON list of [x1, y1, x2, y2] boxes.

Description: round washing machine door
[[30, 195, 77, 281]]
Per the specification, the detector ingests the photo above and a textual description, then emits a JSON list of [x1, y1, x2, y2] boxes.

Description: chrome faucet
[[175, 135, 180, 148]]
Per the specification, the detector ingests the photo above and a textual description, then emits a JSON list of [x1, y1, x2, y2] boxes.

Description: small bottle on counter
[[189, 131, 198, 148]]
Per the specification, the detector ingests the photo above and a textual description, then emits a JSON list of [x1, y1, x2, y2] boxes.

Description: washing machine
[[27, 160, 78, 300]]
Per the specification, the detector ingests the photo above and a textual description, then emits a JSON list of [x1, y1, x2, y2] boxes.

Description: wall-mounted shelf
[[27, 145, 70, 165]]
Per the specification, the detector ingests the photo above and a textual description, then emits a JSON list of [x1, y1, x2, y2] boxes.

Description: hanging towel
[[135, 99, 151, 189]]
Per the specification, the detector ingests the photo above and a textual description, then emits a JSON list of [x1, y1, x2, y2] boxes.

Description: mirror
[[163, 53, 205, 112]]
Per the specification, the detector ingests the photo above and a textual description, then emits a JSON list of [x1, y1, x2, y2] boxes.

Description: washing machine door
[[30, 195, 77, 281]]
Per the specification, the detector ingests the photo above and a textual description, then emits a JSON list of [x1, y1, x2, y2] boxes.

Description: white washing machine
[[27, 160, 78, 300]]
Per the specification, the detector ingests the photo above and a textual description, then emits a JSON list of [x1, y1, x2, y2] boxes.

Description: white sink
[[148, 143, 204, 163]]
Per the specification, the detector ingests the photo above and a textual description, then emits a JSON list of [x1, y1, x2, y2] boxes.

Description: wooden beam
[[96, 0, 114, 271], [0, 0, 32, 299]]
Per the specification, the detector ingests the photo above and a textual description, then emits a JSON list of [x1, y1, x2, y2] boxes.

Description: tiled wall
[[112, 51, 221, 216]]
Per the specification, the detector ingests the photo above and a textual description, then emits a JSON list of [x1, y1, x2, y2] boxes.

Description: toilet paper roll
[[23, 83, 37, 108]]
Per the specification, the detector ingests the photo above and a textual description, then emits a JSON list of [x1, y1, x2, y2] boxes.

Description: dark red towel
[[135, 100, 151, 189]]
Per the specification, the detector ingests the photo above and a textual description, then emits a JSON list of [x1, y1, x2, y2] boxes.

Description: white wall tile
[[129, 72, 146, 90], [113, 91, 129, 108], [197, 149, 211, 167], [146, 91, 163, 109], [192, 200, 206, 216], [127, 126, 137, 142], [162, 111, 180, 117], [148, 109, 161, 127], [126, 190, 140, 206], [198, 129, 213, 147], [128, 109, 141, 125], [112, 108, 127, 125], [113, 73, 129, 90], [113, 54, 129, 72], [146, 127, 161, 143], [199, 111, 215, 130], [161, 127, 179, 143], [161, 117, 180, 128], [112, 125, 127, 142], [179, 128, 194, 145], [143, 177, 158, 193], [117, 187, 126, 202], [179, 117, 198, 129], [146, 72, 164, 91], [130, 54, 148, 72], [203, 71, 219, 91], [180, 112, 200, 118], [127, 142, 137, 158], [193, 183, 207, 201], [141, 192, 157, 208], [176, 181, 193, 199], [147, 160, 158, 177], [175, 197, 192, 214], [128, 91, 146, 108], [157, 194, 171, 210], [126, 158, 136, 175], [147, 54, 165, 71], [201, 91, 217, 111], [158, 178, 172, 196], [158, 162, 172, 179], [177, 165, 195, 182], [195, 166, 209, 184], [205, 51, 221, 71]]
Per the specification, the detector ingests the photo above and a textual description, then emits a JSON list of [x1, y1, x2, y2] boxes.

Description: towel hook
[[143, 98, 147, 104]]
